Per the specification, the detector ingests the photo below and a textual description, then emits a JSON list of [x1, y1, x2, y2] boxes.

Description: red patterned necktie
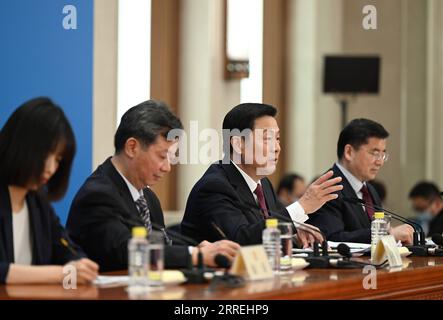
[[360, 184, 374, 220], [254, 183, 269, 219]]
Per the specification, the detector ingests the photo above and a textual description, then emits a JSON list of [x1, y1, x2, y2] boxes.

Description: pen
[[60, 237, 78, 256], [211, 222, 227, 239]]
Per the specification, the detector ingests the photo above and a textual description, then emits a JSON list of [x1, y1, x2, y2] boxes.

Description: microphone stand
[[342, 197, 434, 257], [265, 210, 341, 268], [150, 221, 214, 283], [265, 209, 329, 257]]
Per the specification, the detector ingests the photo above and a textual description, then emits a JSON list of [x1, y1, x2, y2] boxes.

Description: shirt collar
[[335, 161, 365, 195], [114, 166, 144, 202], [231, 160, 261, 193]]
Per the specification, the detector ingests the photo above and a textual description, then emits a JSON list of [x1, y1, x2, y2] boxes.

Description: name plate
[[230, 245, 274, 280], [372, 235, 403, 268]]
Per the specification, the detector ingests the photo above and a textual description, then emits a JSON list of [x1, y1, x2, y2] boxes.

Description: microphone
[[151, 221, 235, 283], [440, 192, 443, 198], [342, 197, 426, 246], [266, 209, 329, 257], [208, 255, 245, 291], [114, 210, 234, 272], [333, 243, 388, 269], [236, 205, 332, 267], [337, 243, 352, 259], [302, 242, 388, 269], [150, 222, 207, 283], [231, 200, 329, 256], [214, 254, 231, 269]]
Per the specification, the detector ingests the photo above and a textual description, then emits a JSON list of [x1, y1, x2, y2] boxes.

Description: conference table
[[1, 256, 443, 300]]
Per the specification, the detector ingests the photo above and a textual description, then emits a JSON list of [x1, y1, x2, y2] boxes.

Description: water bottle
[[128, 226, 149, 288], [371, 211, 388, 261], [262, 218, 281, 273]]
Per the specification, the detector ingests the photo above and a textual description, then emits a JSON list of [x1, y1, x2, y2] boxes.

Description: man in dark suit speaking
[[181, 103, 343, 246], [67, 100, 239, 272], [308, 118, 413, 244]]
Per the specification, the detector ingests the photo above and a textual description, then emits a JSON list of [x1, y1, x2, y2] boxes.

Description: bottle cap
[[132, 226, 147, 238], [374, 212, 385, 219], [266, 219, 278, 228]]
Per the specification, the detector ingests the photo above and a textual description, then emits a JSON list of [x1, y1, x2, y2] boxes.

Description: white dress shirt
[[115, 165, 193, 253], [335, 162, 366, 199], [231, 161, 308, 225], [115, 168, 144, 202]]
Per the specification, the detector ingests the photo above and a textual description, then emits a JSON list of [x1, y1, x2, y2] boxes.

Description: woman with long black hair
[[0, 97, 98, 284]]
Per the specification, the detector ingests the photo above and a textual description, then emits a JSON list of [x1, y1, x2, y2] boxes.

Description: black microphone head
[[214, 254, 231, 269], [432, 234, 443, 246], [337, 243, 352, 258], [440, 191, 443, 198]]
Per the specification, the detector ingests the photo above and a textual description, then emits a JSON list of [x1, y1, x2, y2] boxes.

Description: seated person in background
[[0, 97, 98, 284], [67, 100, 239, 272], [308, 118, 414, 244], [181, 103, 343, 247], [277, 173, 306, 206], [409, 181, 443, 237]]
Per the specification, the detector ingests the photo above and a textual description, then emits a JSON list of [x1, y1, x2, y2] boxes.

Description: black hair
[[337, 118, 389, 159], [409, 181, 441, 200], [277, 173, 304, 194], [222, 103, 277, 156], [0, 97, 76, 201], [114, 100, 183, 153]]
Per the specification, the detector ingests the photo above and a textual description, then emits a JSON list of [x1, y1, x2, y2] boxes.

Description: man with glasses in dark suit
[[308, 118, 414, 244]]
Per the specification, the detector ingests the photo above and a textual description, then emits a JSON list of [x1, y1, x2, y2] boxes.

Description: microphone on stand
[[150, 221, 231, 283], [341, 197, 426, 245], [264, 209, 329, 257], [114, 212, 237, 281], [332, 243, 389, 269], [208, 255, 245, 291], [233, 200, 329, 256], [341, 197, 432, 256], [224, 201, 332, 267], [264, 210, 344, 268], [263, 207, 388, 269]]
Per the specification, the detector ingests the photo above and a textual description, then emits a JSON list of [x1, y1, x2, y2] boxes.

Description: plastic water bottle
[[371, 211, 388, 261], [262, 219, 281, 273], [128, 226, 149, 289]]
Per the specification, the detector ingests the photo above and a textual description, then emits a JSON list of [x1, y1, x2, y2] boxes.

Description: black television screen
[[323, 56, 380, 94]]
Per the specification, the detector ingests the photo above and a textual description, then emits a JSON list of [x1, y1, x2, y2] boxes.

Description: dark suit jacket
[[181, 160, 291, 245], [66, 158, 191, 272], [307, 164, 382, 243], [429, 209, 443, 237], [0, 183, 83, 283]]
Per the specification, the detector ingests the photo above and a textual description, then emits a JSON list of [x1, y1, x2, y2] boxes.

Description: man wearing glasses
[[308, 118, 414, 244]]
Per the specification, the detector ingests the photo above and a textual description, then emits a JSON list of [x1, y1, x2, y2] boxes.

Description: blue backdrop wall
[[0, 0, 93, 224]]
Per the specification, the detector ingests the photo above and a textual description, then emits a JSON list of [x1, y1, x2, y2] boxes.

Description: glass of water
[[147, 230, 164, 289], [278, 222, 293, 273]]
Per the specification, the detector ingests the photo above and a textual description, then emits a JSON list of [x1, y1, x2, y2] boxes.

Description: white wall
[[287, 0, 343, 182], [93, 0, 118, 169], [178, 0, 241, 209]]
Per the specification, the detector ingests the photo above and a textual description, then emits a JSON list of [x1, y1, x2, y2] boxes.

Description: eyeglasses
[[367, 150, 389, 162]]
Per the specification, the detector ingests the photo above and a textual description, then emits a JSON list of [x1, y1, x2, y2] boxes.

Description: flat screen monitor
[[323, 56, 380, 94]]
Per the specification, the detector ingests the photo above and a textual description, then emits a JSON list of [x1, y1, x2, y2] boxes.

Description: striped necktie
[[135, 194, 153, 234]]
